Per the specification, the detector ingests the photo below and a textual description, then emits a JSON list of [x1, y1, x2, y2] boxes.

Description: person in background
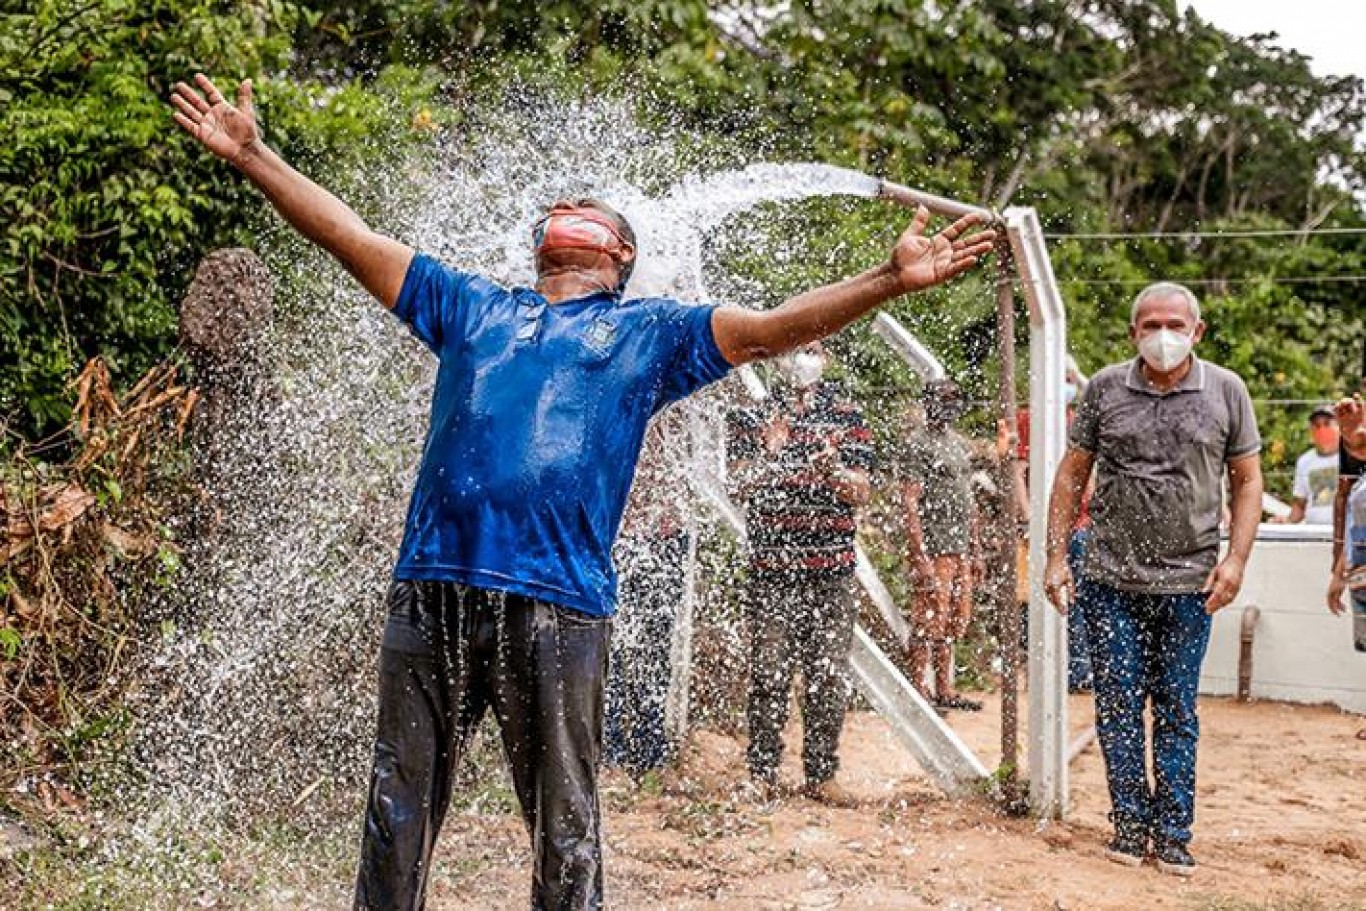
[[1044, 282, 1262, 878], [605, 413, 691, 779], [1327, 394, 1366, 658], [1013, 356, 1089, 522], [896, 379, 983, 712], [1332, 345, 1366, 583], [733, 343, 875, 806], [1015, 355, 1094, 691], [964, 419, 1018, 672], [1276, 404, 1340, 525]]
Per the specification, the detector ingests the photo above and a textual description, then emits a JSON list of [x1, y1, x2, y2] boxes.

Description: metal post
[[993, 244, 1025, 810], [871, 312, 948, 382], [1067, 726, 1098, 764], [1238, 604, 1261, 702], [1007, 206, 1070, 819]]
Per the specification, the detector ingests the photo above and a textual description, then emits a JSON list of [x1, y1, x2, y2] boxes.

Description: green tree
[[0, 1, 300, 438], [0, 1, 446, 443]]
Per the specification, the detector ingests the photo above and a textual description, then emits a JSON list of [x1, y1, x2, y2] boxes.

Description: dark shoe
[[743, 772, 779, 804], [934, 694, 984, 712], [1104, 832, 1147, 867], [802, 778, 859, 808], [1155, 840, 1196, 877]]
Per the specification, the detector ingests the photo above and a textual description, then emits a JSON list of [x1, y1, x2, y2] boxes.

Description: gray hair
[[1130, 281, 1201, 325]]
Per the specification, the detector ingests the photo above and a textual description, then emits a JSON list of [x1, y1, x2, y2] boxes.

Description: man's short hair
[[1130, 281, 1201, 326], [1310, 404, 1336, 423]]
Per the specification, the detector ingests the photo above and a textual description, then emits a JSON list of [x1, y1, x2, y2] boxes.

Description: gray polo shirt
[[1070, 356, 1261, 593], [894, 429, 973, 557]]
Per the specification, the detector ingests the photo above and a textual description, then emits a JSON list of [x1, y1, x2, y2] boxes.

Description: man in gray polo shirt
[[1044, 282, 1263, 877]]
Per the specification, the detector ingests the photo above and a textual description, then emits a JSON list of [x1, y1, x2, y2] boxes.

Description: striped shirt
[[731, 384, 874, 578]]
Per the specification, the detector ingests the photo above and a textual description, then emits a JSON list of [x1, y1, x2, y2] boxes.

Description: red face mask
[[531, 207, 628, 257], [1312, 424, 1340, 452]]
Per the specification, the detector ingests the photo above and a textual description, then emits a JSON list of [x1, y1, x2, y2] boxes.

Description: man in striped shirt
[[732, 343, 874, 804]]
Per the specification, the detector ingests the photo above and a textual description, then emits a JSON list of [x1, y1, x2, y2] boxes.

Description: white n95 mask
[[1138, 329, 1193, 372], [790, 353, 825, 388]]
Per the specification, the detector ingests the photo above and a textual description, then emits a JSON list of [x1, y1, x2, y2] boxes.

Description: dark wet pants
[[1080, 578, 1211, 846], [354, 580, 610, 911], [745, 571, 857, 786]]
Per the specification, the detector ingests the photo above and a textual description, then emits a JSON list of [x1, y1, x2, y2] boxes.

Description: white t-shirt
[[1291, 448, 1338, 525]]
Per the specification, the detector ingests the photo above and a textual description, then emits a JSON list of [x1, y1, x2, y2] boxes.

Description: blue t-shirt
[[389, 253, 732, 616]]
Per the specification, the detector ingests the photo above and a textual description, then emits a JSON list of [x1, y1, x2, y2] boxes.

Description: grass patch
[[2, 811, 357, 910]]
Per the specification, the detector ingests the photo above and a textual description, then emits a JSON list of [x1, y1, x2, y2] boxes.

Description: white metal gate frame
[[1006, 206, 1070, 819], [874, 186, 1072, 815], [665, 182, 1071, 813]]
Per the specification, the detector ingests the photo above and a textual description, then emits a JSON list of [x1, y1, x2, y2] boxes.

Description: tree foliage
[[0, 1, 439, 440]]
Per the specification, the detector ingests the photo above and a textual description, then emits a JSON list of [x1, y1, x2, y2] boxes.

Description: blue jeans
[[1066, 528, 1093, 690], [1078, 578, 1212, 846]]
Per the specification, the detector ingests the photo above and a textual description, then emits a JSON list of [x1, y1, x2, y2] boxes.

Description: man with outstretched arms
[[169, 74, 995, 910]]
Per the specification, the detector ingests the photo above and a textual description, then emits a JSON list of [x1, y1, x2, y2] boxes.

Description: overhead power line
[[1045, 227, 1366, 240], [1056, 275, 1366, 286]]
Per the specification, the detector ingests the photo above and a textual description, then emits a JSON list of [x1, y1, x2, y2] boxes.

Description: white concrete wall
[[1200, 527, 1366, 715]]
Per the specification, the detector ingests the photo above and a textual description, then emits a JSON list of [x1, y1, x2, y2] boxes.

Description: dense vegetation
[[3, 0, 1364, 480]]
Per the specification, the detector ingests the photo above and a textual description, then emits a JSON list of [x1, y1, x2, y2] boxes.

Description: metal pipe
[[1238, 604, 1261, 702], [878, 180, 1000, 225], [1009, 206, 1071, 819], [993, 242, 1024, 810], [871, 312, 947, 382]]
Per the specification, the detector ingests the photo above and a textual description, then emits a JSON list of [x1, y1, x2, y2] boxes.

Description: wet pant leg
[[489, 596, 610, 911], [614, 594, 677, 773], [746, 573, 798, 782], [1148, 591, 1211, 847], [1352, 592, 1366, 652], [355, 581, 491, 911], [1065, 529, 1094, 689], [796, 574, 857, 785], [605, 533, 686, 773], [1082, 579, 1155, 837]]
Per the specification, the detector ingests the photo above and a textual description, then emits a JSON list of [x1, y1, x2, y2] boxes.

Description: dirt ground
[[424, 694, 1366, 911]]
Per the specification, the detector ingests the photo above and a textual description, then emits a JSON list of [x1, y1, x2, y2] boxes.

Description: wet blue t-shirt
[[389, 253, 732, 616]]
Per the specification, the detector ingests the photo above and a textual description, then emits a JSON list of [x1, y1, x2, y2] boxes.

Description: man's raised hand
[[891, 206, 998, 293], [170, 74, 259, 166], [1337, 395, 1366, 456]]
